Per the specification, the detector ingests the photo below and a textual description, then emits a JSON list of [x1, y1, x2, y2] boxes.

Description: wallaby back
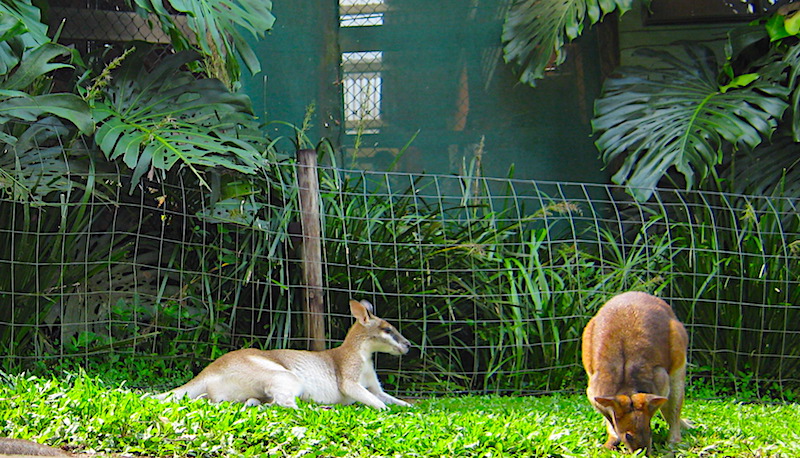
[[582, 291, 688, 454], [157, 299, 411, 410]]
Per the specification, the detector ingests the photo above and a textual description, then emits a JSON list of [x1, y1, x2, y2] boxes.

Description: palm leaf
[[502, 0, 632, 86], [92, 50, 263, 192], [0, 41, 92, 134], [592, 44, 789, 201]]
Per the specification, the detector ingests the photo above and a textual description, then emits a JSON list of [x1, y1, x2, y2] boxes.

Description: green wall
[[241, 1, 612, 184]]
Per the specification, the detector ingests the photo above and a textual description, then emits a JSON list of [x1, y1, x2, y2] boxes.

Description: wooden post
[[296, 148, 325, 351]]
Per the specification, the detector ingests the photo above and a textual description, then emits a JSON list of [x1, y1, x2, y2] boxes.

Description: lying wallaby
[[158, 299, 411, 409], [0, 437, 70, 456], [582, 291, 689, 454]]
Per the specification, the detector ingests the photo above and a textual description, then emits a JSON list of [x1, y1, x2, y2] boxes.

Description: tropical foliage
[[90, 48, 265, 191], [502, 0, 633, 87], [593, 43, 789, 201], [0, 0, 276, 360], [504, 1, 800, 201], [1, 0, 274, 196], [130, 0, 275, 86], [594, 14, 800, 201]]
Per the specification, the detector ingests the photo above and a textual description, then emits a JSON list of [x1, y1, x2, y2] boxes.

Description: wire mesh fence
[[2, 140, 798, 398]]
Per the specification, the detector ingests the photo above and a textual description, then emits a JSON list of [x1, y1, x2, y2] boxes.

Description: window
[[341, 51, 383, 135], [339, 0, 385, 135], [340, 0, 386, 27]]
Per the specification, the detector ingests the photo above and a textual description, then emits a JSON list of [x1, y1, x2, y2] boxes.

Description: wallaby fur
[[582, 291, 689, 455], [157, 299, 411, 409], [0, 437, 69, 456]]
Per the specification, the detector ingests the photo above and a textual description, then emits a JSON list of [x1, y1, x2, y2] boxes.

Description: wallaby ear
[[594, 396, 620, 410], [350, 299, 373, 325], [359, 299, 375, 314], [644, 394, 668, 413]]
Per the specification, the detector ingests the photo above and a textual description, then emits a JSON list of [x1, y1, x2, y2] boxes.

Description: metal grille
[[2, 139, 798, 398]]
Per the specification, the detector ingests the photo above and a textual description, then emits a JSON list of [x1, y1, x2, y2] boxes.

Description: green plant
[[593, 11, 800, 201], [90, 47, 265, 193], [593, 42, 789, 201], [3, 371, 800, 457], [504, 2, 800, 202], [667, 194, 800, 396], [129, 0, 275, 87], [502, 0, 634, 87], [0, 0, 279, 366], [0, 2, 92, 143]]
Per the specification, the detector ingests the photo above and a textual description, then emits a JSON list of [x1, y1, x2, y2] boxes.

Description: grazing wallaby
[[158, 299, 411, 410], [0, 437, 70, 456], [582, 291, 689, 455]]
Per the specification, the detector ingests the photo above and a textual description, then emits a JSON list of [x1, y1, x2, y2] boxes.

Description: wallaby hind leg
[[663, 317, 689, 444], [263, 370, 303, 408], [662, 365, 686, 443]]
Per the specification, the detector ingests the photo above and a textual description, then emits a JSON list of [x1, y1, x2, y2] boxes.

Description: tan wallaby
[[157, 299, 411, 409], [582, 291, 689, 455]]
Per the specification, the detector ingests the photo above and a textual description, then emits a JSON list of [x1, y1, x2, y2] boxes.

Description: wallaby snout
[[378, 325, 411, 356], [595, 393, 668, 453], [582, 291, 688, 455]]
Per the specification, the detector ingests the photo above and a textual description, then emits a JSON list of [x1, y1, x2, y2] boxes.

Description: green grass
[[1, 372, 799, 457]]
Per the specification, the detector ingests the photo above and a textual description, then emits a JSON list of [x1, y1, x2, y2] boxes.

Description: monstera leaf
[[502, 0, 633, 86], [0, 0, 49, 74], [0, 119, 86, 202], [592, 44, 789, 201], [93, 50, 264, 192], [131, 0, 275, 80], [0, 42, 92, 136], [726, 129, 800, 198]]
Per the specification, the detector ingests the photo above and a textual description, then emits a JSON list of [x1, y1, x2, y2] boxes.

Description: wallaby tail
[[154, 378, 207, 401]]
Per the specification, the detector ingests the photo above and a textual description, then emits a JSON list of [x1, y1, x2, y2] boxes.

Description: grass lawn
[[1, 372, 799, 457]]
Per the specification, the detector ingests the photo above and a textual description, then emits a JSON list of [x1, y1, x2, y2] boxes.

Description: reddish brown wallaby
[[582, 291, 689, 455]]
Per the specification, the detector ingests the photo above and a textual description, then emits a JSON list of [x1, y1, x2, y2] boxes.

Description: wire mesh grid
[[2, 142, 799, 397], [50, 0, 182, 44]]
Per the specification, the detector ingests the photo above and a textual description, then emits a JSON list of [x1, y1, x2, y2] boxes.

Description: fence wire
[[1, 147, 798, 398]]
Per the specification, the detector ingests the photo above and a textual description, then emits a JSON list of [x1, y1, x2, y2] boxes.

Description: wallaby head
[[348, 299, 410, 356], [594, 393, 668, 453]]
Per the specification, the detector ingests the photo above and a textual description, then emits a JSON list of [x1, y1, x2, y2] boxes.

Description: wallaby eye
[[624, 432, 635, 442]]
